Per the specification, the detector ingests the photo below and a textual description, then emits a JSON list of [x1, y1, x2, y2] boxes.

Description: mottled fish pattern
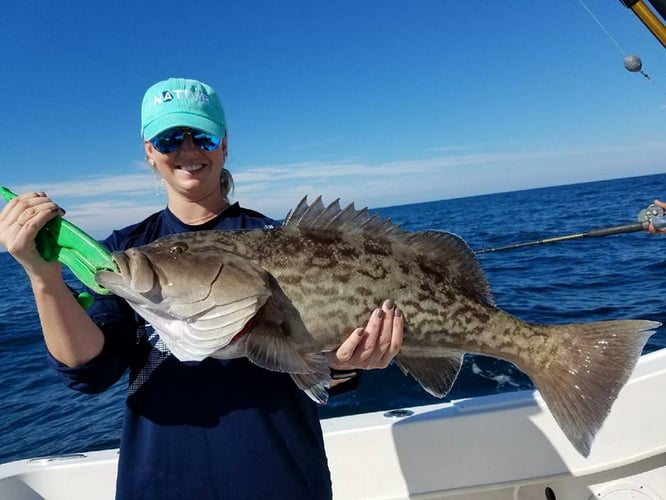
[[96, 196, 659, 457]]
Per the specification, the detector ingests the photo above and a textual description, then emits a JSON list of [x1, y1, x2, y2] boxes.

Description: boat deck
[[2, 348, 665, 499]]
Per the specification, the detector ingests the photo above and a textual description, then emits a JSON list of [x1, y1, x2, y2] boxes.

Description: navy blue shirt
[[50, 204, 333, 500]]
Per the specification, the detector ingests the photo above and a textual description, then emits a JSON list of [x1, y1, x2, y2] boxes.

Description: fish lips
[[95, 250, 159, 298]]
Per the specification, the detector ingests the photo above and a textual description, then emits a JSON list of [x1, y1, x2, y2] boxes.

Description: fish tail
[[524, 319, 659, 457]]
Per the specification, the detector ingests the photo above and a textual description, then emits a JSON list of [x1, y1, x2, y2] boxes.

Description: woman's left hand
[[327, 299, 404, 371]]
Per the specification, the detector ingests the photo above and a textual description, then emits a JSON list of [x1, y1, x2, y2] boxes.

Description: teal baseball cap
[[141, 78, 227, 140]]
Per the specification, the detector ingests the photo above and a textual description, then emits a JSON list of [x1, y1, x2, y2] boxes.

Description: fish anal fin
[[395, 352, 464, 398]]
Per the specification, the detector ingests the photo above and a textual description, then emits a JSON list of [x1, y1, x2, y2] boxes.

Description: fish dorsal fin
[[407, 230, 494, 305], [283, 196, 494, 305], [283, 195, 325, 226], [283, 196, 398, 235]]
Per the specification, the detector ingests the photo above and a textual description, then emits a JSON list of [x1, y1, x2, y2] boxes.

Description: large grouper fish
[[96, 196, 659, 457]]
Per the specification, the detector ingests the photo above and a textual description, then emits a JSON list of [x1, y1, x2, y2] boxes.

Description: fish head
[[96, 237, 225, 306], [94, 233, 276, 361]]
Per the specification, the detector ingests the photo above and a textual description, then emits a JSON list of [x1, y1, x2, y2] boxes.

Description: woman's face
[[144, 133, 227, 199]]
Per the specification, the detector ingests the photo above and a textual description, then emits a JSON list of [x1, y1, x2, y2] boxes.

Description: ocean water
[[1, 173, 664, 464]]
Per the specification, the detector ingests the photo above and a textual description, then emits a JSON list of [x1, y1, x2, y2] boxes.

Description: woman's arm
[[0, 192, 105, 366]]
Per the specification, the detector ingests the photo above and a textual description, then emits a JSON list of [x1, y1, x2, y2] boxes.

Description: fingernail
[[355, 327, 365, 336], [375, 308, 384, 319], [383, 299, 395, 310], [395, 308, 403, 318]]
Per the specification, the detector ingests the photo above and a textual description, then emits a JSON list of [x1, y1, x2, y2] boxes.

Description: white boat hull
[[2, 348, 665, 499]]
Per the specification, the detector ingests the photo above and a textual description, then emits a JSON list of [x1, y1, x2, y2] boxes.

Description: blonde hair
[[220, 167, 234, 202]]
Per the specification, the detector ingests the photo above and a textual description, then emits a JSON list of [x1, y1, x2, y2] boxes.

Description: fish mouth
[[94, 269, 125, 290], [95, 250, 158, 296]]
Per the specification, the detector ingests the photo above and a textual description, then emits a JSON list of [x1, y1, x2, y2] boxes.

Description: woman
[[0, 78, 403, 499]]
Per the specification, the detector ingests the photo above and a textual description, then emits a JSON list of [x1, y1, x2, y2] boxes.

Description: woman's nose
[[178, 135, 198, 152]]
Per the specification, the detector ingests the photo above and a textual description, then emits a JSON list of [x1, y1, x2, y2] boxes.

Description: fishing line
[[576, 0, 666, 95], [577, 0, 627, 55]]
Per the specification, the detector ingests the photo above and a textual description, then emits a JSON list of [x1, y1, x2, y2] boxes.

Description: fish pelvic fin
[[241, 279, 332, 402], [395, 352, 464, 398], [524, 319, 659, 457], [244, 327, 331, 403], [290, 355, 332, 404], [244, 324, 315, 373]]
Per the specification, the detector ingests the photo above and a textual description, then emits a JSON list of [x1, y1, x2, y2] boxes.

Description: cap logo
[[152, 89, 210, 106]]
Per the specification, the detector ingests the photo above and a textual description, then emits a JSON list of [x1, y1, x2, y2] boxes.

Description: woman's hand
[[648, 199, 666, 235], [327, 299, 404, 371], [0, 191, 64, 275]]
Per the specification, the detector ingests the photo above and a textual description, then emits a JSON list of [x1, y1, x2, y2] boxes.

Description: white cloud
[[4, 141, 665, 237], [11, 172, 161, 200], [63, 200, 166, 239]]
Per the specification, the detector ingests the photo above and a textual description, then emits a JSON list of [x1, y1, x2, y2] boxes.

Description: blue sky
[[1, 0, 665, 238]]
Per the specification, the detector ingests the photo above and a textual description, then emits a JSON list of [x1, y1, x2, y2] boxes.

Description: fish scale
[[96, 195, 660, 457]]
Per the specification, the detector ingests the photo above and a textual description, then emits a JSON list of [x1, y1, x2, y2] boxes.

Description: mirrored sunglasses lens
[[191, 131, 222, 151], [151, 129, 185, 153], [151, 128, 221, 153]]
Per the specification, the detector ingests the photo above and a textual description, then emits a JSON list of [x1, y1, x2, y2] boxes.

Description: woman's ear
[[221, 136, 228, 160], [144, 141, 156, 167]]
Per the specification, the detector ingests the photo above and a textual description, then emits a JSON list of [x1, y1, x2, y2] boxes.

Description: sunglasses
[[149, 127, 222, 154]]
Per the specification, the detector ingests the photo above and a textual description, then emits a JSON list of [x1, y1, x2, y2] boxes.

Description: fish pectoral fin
[[395, 352, 464, 398], [244, 325, 323, 374]]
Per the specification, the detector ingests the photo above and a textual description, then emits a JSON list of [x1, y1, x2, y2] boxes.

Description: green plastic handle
[[0, 186, 116, 298]]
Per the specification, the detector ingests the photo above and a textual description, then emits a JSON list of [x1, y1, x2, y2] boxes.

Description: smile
[[178, 164, 205, 172]]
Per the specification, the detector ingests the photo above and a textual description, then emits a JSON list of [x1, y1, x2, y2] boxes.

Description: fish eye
[[169, 242, 188, 255]]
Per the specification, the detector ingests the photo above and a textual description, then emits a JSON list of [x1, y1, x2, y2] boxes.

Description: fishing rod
[[619, 0, 666, 49], [476, 203, 666, 254]]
